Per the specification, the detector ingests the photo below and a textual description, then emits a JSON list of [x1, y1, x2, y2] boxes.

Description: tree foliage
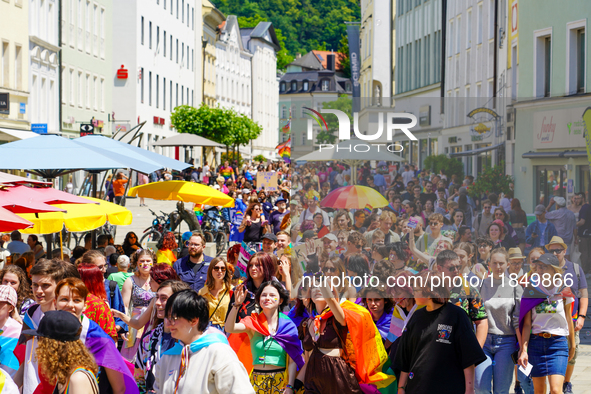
[[468, 163, 514, 198], [213, 0, 360, 71], [170, 104, 262, 148], [253, 154, 266, 163], [423, 155, 465, 180]]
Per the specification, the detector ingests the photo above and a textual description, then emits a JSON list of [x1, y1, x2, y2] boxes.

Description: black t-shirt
[[579, 203, 591, 236], [395, 303, 486, 394], [420, 192, 437, 206]]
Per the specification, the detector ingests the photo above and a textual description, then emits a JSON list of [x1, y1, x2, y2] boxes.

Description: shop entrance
[[535, 165, 567, 206]]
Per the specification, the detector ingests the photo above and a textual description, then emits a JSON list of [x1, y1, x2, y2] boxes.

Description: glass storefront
[[535, 165, 567, 206], [419, 139, 428, 168], [577, 165, 590, 201], [476, 143, 492, 174], [464, 144, 473, 176]]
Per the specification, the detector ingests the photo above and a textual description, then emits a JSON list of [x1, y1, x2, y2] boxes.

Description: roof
[[241, 22, 281, 52], [312, 51, 345, 71], [288, 51, 323, 70], [279, 71, 321, 82], [219, 16, 246, 52]]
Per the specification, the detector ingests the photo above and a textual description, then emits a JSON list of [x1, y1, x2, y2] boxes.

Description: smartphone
[[511, 350, 519, 364]]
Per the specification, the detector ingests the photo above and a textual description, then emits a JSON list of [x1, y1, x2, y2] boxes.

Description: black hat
[[274, 198, 287, 206], [301, 230, 316, 240], [262, 233, 278, 242], [22, 310, 81, 342], [532, 253, 561, 269]]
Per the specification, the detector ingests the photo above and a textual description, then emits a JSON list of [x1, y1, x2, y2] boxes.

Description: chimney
[[327, 54, 335, 71], [296, 53, 301, 59]]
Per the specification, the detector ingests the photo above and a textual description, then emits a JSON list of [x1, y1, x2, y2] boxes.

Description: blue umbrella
[[75, 135, 190, 173], [0, 134, 126, 177]]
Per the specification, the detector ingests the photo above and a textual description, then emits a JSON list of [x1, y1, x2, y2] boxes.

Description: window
[[176, 0, 179, 18], [187, 4, 189, 27], [456, 17, 461, 54], [156, 26, 160, 54], [78, 71, 83, 107], [100, 7, 105, 58], [149, 21, 152, 49], [149, 71, 152, 106], [567, 24, 586, 94], [164, 0, 166, 9], [191, 49, 194, 70], [156, 75, 159, 108], [141, 17, 144, 45], [14, 44, 22, 90], [489, 0, 495, 39], [163, 77, 166, 110], [86, 73, 91, 108], [544, 36, 551, 96], [170, 0, 172, 14], [181, 85, 184, 105], [176, 83, 178, 107], [170, 35, 173, 60], [291, 81, 297, 91], [100, 77, 104, 111], [140, 67, 144, 103], [477, 4, 483, 44], [163, 31, 166, 57], [321, 79, 329, 91], [534, 29, 552, 97], [93, 75, 97, 109], [93, 4, 98, 57], [170, 80, 172, 110], [449, 21, 454, 56], [303, 80, 309, 91], [69, 68, 74, 105], [577, 29, 585, 92], [176, 39, 178, 63], [78, 0, 83, 50], [280, 82, 286, 92], [192, 8, 194, 30], [425, 35, 430, 85], [182, 0, 184, 22], [467, 9, 472, 48]]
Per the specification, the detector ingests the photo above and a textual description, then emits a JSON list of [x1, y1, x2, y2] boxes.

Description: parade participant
[[276, 254, 298, 300], [121, 249, 158, 362], [545, 197, 577, 258], [475, 248, 531, 394], [122, 232, 142, 257], [405, 226, 453, 270], [507, 247, 527, 277], [227, 252, 277, 321], [198, 258, 232, 331], [226, 280, 304, 393], [436, 250, 488, 347], [0, 285, 21, 377], [458, 225, 473, 243], [362, 287, 394, 344], [0, 265, 34, 320], [365, 211, 400, 245], [518, 253, 576, 394], [220, 160, 235, 182], [331, 210, 352, 233], [14, 260, 80, 394], [396, 271, 486, 394], [450, 209, 466, 233], [26, 236, 45, 261], [135, 280, 190, 393], [154, 290, 254, 393], [525, 205, 558, 254], [297, 192, 329, 226], [76, 264, 118, 339], [261, 233, 278, 255], [476, 237, 494, 268], [493, 207, 520, 245], [276, 231, 291, 251], [508, 198, 528, 252], [351, 210, 367, 232], [107, 255, 133, 291], [269, 198, 289, 235], [488, 220, 517, 249], [173, 233, 214, 291], [420, 199, 435, 223], [474, 200, 495, 237], [155, 232, 178, 266], [545, 237, 588, 394], [416, 213, 451, 255], [300, 281, 394, 394], [26, 311, 99, 394], [54, 278, 138, 394], [239, 202, 268, 244], [455, 242, 485, 281], [575, 192, 591, 273]]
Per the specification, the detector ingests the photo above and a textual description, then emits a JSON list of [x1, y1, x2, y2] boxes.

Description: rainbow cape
[[229, 312, 304, 373], [81, 317, 139, 394], [0, 318, 20, 375], [518, 285, 575, 335], [314, 301, 396, 391]]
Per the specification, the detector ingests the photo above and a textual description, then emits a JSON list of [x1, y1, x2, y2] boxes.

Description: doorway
[[535, 165, 567, 207]]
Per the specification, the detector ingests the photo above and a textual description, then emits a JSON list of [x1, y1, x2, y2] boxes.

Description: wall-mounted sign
[[467, 107, 499, 140], [19, 103, 26, 114], [116, 65, 128, 79], [31, 123, 48, 134], [0, 93, 9, 114], [80, 123, 95, 136], [533, 107, 587, 150]]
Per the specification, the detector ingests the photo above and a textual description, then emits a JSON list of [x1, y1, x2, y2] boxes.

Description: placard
[[257, 171, 278, 191]]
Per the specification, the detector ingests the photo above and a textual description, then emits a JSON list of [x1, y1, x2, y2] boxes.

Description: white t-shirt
[[297, 206, 330, 227], [531, 294, 570, 336]]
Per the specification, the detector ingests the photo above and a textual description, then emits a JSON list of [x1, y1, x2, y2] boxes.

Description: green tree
[[338, 34, 351, 78], [423, 154, 465, 180], [254, 154, 266, 163], [468, 163, 514, 198]]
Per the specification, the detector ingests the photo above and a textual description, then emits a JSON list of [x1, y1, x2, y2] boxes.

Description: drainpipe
[[58, 0, 63, 131], [440, 0, 447, 113]]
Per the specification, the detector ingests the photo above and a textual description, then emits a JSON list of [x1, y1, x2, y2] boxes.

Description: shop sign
[[31, 123, 48, 134], [471, 135, 484, 142], [0, 93, 8, 114], [467, 107, 499, 140], [533, 107, 587, 149]]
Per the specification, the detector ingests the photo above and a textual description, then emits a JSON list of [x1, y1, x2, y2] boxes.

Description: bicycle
[[68, 223, 115, 249], [201, 208, 229, 257]]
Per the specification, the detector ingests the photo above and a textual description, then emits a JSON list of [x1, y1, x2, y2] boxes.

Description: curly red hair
[[150, 263, 180, 284]]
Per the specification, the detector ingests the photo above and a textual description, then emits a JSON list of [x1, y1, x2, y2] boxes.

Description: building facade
[[513, 0, 591, 211], [202, 0, 223, 107], [111, 0, 197, 158], [241, 23, 280, 160], [393, 0, 443, 168], [29, 0, 59, 136], [60, 0, 113, 138], [0, 0, 33, 142]]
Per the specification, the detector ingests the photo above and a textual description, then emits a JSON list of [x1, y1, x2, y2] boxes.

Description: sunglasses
[[213, 266, 226, 272], [549, 249, 564, 254], [322, 267, 337, 273], [445, 265, 461, 272]]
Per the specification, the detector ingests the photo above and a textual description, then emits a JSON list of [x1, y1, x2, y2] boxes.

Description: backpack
[[108, 280, 117, 305]]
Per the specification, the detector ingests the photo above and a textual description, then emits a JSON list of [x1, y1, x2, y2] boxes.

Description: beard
[[189, 249, 203, 260]]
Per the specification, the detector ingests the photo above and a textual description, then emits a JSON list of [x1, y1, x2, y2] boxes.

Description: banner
[[346, 24, 361, 113], [237, 242, 256, 274], [257, 171, 278, 191]]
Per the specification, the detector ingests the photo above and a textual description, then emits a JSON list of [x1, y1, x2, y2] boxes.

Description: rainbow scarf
[[229, 313, 304, 373], [313, 301, 396, 391]]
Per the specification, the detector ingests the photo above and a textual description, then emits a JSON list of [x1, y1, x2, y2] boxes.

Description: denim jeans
[[475, 334, 533, 394]]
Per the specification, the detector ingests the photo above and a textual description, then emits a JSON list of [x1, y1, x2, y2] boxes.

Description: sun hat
[[508, 248, 525, 260], [545, 236, 568, 251]]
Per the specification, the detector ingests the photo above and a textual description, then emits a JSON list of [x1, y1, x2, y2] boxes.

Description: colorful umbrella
[[0, 206, 33, 233], [320, 185, 389, 210], [128, 181, 235, 208], [0, 173, 51, 186], [3, 185, 95, 205], [17, 197, 132, 234]]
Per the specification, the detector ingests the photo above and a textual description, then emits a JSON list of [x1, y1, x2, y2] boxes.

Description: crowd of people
[[0, 158, 587, 394]]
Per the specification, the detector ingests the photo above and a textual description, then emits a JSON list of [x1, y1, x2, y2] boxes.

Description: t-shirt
[[112, 178, 128, 196], [578, 203, 591, 236], [449, 283, 488, 322], [531, 294, 569, 336], [107, 271, 134, 291], [419, 192, 437, 206], [562, 259, 587, 321], [395, 303, 487, 394], [538, 221, 548, 245], [219, 166, 234, 180]]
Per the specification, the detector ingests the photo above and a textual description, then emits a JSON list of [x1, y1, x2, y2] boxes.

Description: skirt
[[304, 349, 362, 394], [250, 368, 288, 394], [528, 335, 568, 377]]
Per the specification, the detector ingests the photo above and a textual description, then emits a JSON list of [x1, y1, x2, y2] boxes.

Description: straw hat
[[545, 236, 567, 251], [508, 247, 525, 260]]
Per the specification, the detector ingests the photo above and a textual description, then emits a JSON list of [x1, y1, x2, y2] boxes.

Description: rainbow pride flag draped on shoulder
[[314, 300, 396, 393], [518, 284, 575, 335], [0, 318, 21, 376], [228, 312, 304, 373]]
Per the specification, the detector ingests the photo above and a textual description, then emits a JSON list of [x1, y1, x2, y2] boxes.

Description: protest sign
[[257, 172, 278, 191]]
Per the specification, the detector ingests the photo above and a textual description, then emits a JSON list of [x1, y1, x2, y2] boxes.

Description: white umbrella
[[295, 139, 404, 183]]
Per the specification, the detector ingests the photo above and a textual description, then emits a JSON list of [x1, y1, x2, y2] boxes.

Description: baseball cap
[[402, 200, 411, 205], [274, 198, 287, 206], [554, 197, 566, 207], [534, 204, 546, 215], [532, 253, 561, 269], [301, 230, 316, 240], [22, 310, 82, 342], [0, 285, 17, 308], [242, 189, 250, 194], [262, 233, 278, 242], [322, 233, 338, 243]]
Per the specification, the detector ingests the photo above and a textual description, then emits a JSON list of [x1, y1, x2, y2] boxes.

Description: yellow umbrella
[[128, 181, 235, 208], [18, 197, 133, 234]]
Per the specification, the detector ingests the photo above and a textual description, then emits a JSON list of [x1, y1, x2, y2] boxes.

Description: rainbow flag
[[364, 204, 373, 215], [276, 138, 291, 163], [281, 107, 292, 133], [0, 319, 21, 375]]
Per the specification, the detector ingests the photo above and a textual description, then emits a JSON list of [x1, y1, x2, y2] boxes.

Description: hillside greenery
[[213, 0, 360, 71]]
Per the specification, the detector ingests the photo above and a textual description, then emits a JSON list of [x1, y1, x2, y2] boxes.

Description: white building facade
[[29, 0, 59, 135], [216, 16, 252, 119], [60, 0, 113, 138], [111, 0, 197, 159]]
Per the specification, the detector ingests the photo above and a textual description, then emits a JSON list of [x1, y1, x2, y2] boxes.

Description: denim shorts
[[528, 335, 568, 378]]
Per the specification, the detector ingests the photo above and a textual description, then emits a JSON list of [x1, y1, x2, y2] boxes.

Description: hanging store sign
[[467, 107, 499, 140]]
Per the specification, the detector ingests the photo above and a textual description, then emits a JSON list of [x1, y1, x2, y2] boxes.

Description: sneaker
[[514, 383, 523, 394], [563, 382, 573, 394]]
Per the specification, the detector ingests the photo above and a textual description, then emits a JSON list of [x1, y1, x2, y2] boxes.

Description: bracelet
[[233, 302, 242, 308], [579, 314, 586, 319], [285, 383, 294, 390]]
